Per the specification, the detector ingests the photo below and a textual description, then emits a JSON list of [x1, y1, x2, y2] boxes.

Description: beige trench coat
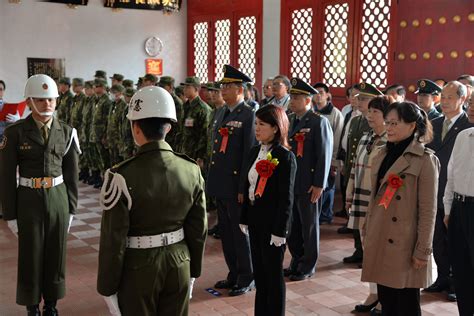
[[361, 139, 440, 289]]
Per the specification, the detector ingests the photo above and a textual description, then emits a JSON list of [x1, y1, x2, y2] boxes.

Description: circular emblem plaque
[[145, 37, 163, 57]]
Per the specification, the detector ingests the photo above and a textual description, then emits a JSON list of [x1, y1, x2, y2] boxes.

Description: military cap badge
[[360, 82, 366, 89], [420, 80, 426, 88], [291, 78, 298, 86], [42, 83, 48, 90]]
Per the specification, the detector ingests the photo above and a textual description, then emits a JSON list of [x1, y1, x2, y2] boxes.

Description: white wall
[[0, 0, 187, 102], [262, 0, 281, 82]]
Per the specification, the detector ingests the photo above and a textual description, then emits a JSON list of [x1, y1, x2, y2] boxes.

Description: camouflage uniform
[[158, 76, 184, 150], [80, 90, 96, 176], [107, 85, 127, 165], [90, 82, 112, 173], [119, 88, 136, 160], [56, 77, 73, 124]]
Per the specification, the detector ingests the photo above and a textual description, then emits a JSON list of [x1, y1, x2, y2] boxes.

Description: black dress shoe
[[370, 307, 382, 316], [283, 267, 296, 277], [337, 226, 353, 234], [43, 306, 58, 316], [424, 279, 449, 293], [354, 300, 378, 312], [214, 279, 234, 289], [229, 282, 255, 296], [27, 305, 40, 316], [447, 291, 457, 302], [343, 253, 363, 264], [289, 272, 313, 281], [334, 209, 348, 218]]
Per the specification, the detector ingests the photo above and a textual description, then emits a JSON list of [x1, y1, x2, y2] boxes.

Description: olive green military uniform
[[70, 92, 86, 167], [0, 115, 79, 306], [107, 98, 128, 165], [119, 89, 136, 159], [179, 96, 211, 160], [97, 141, 207, 316], [166, 93, 183, 150], [90, 93, 112, 172], [56, 90, 73, 124]]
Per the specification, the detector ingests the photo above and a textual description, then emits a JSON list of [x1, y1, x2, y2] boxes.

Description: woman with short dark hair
[[240, 105, 297, 316], [361, 101, 439, 316]]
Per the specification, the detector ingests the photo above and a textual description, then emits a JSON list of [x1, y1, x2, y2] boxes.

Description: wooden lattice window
[[214, 19, 231, 81], [193, 22, 209, 83], [238, 16, 257, 82], [290, 8, 313, 82]]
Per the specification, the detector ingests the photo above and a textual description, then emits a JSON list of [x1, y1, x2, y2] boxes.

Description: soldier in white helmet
[[97, 86, 207, 316], [0, 74, 80, 316]]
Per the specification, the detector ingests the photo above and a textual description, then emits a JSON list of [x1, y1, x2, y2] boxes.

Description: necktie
[[41, 125, 49, 143], [292, 118, 300, 134], [223, 108, 230, 120], [441, 118, 451, 141]]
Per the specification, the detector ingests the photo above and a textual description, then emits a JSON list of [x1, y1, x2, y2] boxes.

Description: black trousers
[[248, 225, 286, 316], [433, 206, 451, 284], [216, 198, 253, 287], [377, 284, 421, 316], [448, 199, 474, 316]]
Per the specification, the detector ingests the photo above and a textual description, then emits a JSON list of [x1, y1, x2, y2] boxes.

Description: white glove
[[189, 277, 196, 299], [7, 220, 18, 236], [270, 234, 286, 247], [103, 294, 121, 315], [6, 111, 20, 123], [239, 224, 249, 236], [68, 215, 74, 233]]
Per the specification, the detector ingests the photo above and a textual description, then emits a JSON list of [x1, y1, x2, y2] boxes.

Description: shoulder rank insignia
[[100, 169, 132, 211], [0, 136, 6, 150]]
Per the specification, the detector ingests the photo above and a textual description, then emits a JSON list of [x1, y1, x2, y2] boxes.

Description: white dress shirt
[[444, 111, 463, 131], [444, 127, 474, 215], [248, 144, 272, 201]]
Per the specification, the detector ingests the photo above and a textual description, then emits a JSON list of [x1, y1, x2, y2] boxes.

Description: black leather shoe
[[283, 267, 296, 277], [228, 282, 255, 296], [354, 300, 378, 312], [334, 209, 348, 218], [424, 279, 449, 293], [214, 279, 234, 289], [337, 226, 353, 234], [447, 290, 457, 302], [343, 253, 363, 264], [370, 307, 382, 316], [27, 305, 40, 316], [289, 272, 313, 281], [43, 306, 59, 316]]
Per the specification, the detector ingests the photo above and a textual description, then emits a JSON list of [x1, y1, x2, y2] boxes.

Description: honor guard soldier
[[415, 79, 442, 121], [285, 78, 333, 280], [158, 76, 184, 150], [56, 77, 73, 124], [0, 74, 80, 316], [207, 65, 256, 296], [97, 86, 207, 316]]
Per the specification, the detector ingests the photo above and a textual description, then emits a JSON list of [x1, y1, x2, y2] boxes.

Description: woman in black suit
[[240, 105, 297, 316]]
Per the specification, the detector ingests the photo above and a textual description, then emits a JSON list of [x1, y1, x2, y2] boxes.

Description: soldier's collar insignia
[[0, 136, 6, 150]]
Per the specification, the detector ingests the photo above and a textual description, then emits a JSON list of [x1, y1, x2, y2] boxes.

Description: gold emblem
[[222, 65, 227, 73], [42, 83, 48, 90], [420, 80, 426, 88], [360, 82, 366, 90], [291, 78, 298, 86], [0, 136, 6, 150]]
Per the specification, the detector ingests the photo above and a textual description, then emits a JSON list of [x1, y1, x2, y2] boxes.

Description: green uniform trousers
[[117, 241, 191, 316], [16, 184, 69, 306]]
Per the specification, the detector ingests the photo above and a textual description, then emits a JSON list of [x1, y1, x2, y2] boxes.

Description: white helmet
[[24, 74, 59, 99], [127, 86, 177, 122]]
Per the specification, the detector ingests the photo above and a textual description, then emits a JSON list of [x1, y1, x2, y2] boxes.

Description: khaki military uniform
[[97, 141, 207, 316], [0, 115, 79, 306], [56, 91, 74, 124], [90, 94, 111, 172]]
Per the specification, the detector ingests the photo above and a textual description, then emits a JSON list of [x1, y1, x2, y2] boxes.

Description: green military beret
[[94, 78, 108, 87], [110, 73, 124, 81], [84, 80, 94, 89], [72, 78, 84, 86], [59, 77, 71, 85], [290, 78, 318, 95], [95, 70, 107, 79], [180, 76, 201, 87], [159, 76, 175, 87], [415, 79, 442, 95], [124, 88, 136, 97], [143, 74, 158, 83], [111, 84, 125, 93], [355, 82, 383, 97], [122, 79, 134, 88]]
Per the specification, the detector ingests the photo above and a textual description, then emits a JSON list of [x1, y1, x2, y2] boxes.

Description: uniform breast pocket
[[52, 143, 67, 165]]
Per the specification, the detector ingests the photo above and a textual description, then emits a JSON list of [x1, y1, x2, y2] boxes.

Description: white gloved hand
[[189, 277, 196, 299], [239, 224, 249, 236], [7, 220, 18, 236], [68, 215, 74, 233], [103, 294, 121, 316], [269, 234, 286, 247], [6, 111, 20, 123]]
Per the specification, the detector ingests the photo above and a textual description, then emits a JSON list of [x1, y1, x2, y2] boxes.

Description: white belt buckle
[[161, 233, 169, 246]]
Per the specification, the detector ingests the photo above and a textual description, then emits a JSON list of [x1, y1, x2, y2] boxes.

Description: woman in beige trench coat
[[361, 101, 440, 316]]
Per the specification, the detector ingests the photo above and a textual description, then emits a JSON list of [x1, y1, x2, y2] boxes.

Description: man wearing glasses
[[261, 77, 274, 106], [267, 75, 292, 113]]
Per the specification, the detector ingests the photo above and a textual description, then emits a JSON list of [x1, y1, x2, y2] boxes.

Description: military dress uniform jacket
[[288, 111, 333, 195], [206, 102, 256, 198], [97, 141, 207, 296], [343, 115, 370, 185], [427, 113, 473, 209]]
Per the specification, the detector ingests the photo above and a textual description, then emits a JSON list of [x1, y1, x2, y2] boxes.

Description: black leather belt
[[454, 192, 474, 203]]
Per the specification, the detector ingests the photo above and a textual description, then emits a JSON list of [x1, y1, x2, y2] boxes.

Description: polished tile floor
[[0, 183, 458, 315]]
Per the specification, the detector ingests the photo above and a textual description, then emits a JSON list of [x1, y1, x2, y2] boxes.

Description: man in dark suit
[[426, 81, 473, 301], [206, 65, 256, 296], [284, 78, 333, 280]]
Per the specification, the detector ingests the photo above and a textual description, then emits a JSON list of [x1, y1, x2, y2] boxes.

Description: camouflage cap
[[122, 79, 134, 88], [94, 70, 107, 79], [109, 73, 124, 81], [180, 76, 201, 87], [143, 74, 158, 83], [58, 77, 71, 85], [136, 77, 143, 86], [175, 85, 185, 95], [159, 76, 175, 87], [110, 84, 125, 93], [94, 78, 108, 87], [124, 88, 136, 97], [72, 78, 84, 86], [84, 80, 94, 89]]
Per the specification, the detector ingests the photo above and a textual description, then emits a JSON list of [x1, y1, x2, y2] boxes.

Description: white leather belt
[[19, 175, 64, 189], [126, 228, 185, 249]]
